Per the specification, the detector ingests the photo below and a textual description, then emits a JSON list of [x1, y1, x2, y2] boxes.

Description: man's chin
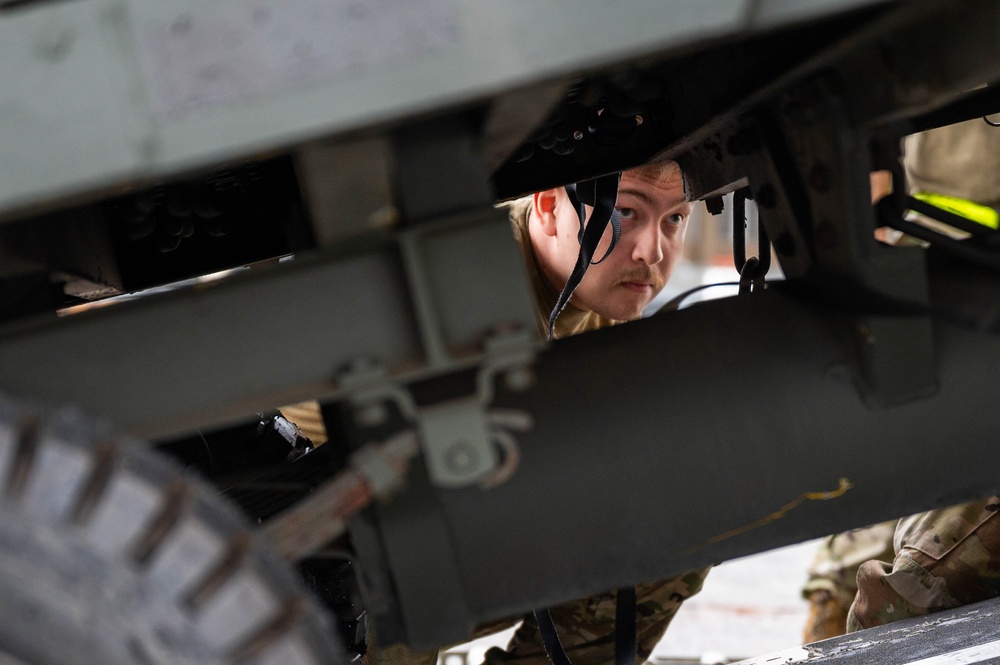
[[593, 303, 647, 322], [576, 289, 653, 321]]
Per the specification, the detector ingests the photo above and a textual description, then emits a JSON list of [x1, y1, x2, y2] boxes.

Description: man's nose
[[632, 222, 664, 265]]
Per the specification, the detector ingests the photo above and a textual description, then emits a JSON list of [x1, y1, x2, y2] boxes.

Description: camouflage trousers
[[847, 497, 1000, 631], [371, 568, 710, 665]]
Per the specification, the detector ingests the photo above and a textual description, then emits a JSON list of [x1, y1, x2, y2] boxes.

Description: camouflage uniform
[[479, 573, 710, 665], [801, 522, 895, 641], [848, 499, 1000, 629], [369, 199, 711, 665], [845, 119, 1000, 631], [372, 572, 710, 665]]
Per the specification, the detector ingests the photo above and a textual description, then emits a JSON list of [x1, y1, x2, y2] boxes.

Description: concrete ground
[[439, 538, 822, 665], [649, 539, 819, 664]]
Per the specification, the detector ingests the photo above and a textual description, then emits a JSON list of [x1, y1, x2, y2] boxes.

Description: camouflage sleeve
[[481, 568, 711, 665], [802, 521, 897, 609], [848, 497, 1000, 631]]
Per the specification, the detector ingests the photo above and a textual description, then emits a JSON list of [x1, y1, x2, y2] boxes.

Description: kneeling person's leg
[[848, 498, 1000, 631]]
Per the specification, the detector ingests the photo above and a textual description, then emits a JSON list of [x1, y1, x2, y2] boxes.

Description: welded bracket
[[421, 327, 535, 488], [339, 325, 536, 489], [333, 203, 541, 488]]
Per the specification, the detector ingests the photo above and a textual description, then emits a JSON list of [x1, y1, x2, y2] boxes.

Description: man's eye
[[667, 213, 686, 225], [617, 207, 635, 219]]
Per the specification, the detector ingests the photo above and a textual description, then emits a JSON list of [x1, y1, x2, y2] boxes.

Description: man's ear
[[533, 189, 560, 237]]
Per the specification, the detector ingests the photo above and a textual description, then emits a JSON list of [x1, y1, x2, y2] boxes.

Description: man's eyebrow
[[615, 188, 654, 205], [616, 188, 688, 208]]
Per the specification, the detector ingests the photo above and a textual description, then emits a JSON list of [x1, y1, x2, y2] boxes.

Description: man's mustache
[[616, 267, 665, 291]]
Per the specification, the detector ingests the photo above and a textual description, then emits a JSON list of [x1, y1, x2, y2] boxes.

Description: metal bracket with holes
[[421, 327, 536, 488], [339, 326, 536, 489]]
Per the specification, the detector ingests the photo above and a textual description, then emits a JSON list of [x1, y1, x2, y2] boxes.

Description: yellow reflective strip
[[913, 191, 1000, 230]]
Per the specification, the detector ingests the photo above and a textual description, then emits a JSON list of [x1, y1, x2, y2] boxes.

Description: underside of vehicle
[[1, 0, 1000, 663]]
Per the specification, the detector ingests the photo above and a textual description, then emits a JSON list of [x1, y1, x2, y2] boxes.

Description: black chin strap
[[537, 173, 635, 665], [533, 586, 637, 665], [547, 173, 622, 340]]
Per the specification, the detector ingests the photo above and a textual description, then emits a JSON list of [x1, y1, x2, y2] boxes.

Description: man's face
[[544, 165, 692, 320]]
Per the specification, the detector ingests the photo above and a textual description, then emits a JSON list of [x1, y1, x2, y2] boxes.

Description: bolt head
[[445, 441, 478, 473]]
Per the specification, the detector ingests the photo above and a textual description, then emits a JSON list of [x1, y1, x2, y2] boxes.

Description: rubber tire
[[0, 395, 343, 665]]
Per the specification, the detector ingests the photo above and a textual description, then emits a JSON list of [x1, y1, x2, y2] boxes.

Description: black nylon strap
[[533, 608, 573, 665], [547, 173, 622, 340], [533, 586, 637, 665], [565, 179, 622, 263], [613, 586, 638, 665]]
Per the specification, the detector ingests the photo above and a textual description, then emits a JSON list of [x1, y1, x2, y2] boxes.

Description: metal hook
[[732, 187, 770, 292]]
